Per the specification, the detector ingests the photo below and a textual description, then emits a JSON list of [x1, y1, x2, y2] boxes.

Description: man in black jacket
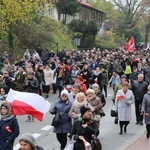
[[131, 74, 148, 125], [129, 67, 139, 85]]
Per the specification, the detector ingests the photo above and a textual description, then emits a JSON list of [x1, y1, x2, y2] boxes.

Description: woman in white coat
[[115, 81, 135, 134], [43, 65, 54, 98]]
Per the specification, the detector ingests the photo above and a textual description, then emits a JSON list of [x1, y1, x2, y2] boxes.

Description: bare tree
[[143, 7, 150, 47], [112, 0, 150, 30]]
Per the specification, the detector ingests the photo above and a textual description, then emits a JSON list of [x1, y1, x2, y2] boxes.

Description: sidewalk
[[126, 132, 149, 150]]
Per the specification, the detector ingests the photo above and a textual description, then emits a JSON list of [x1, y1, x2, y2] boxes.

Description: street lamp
[[74, 38, 81, 54], [98, 20, 109, 36]]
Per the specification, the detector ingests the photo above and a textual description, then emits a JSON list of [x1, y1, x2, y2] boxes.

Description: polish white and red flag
[[6, 89, 50, 121], [126, 36, 135, 52]]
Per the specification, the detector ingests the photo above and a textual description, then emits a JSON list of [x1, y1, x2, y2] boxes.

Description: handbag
[[114, 116, 118, 124], [110, 104, 117, 117], [64, 136, 75, 150], [51, 113, 62, 127], [91, 135, 102, 150], [100, 109, 106, 117]]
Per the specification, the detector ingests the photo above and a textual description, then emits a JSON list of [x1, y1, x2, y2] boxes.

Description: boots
[[26, 115, 31, 122], [124, 125, 127, 133], [119, 129, 123, 134]]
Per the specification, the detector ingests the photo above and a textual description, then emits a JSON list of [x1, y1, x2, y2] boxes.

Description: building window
[[49, 8, 54, 16]]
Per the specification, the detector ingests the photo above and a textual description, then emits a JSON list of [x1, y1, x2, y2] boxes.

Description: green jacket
[[101, 71, 108, 86]]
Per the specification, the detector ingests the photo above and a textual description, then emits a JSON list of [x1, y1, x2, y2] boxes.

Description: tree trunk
[[8, 25, 14, 63], [58, 7, 61, 21], [64, 13, 67, 24], [145, 24, 150, 48]]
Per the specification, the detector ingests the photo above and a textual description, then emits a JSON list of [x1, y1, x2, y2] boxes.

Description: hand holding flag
[[117, 95, 125, 100]]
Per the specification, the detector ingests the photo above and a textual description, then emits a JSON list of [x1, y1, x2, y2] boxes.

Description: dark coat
[[23, 77, 39, 93], [52, 98, 72, 133], [63, 71, 73, 85], [71, 119, 99, 150], [89, 62, 99, 71], [129, 72, 139, 84], [131, 81, 148, 101], [0, 116, 20, 150]]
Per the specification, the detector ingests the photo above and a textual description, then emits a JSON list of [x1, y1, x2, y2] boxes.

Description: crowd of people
[[0, 47, 150, 150]]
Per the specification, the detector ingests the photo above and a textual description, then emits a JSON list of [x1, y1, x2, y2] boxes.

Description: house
[[44, 0, 106, 24]]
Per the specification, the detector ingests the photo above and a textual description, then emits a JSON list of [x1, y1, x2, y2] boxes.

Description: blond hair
[[86, 89, 95, 95], [76, 92, 86, 100]]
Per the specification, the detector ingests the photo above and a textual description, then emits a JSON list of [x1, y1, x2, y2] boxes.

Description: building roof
[[80, 1, 92, 8], [78, 0, 106, 14]]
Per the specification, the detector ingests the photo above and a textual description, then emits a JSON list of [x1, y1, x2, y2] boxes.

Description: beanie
[[121, 74, 127, 79], [61, 89, 69, 97], [80, 105, 91, 116], [19, 133, 35, 148], [0, 101, 11, 115], [73, 83, 81, 89], [91, 83, 99, 89]]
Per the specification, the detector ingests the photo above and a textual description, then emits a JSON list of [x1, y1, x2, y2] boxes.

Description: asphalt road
[[13, 87, 145, 150]]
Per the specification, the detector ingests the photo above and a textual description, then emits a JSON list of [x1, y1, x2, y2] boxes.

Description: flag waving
[[6, 89, 50, 121], [126, 36, 135, 52]]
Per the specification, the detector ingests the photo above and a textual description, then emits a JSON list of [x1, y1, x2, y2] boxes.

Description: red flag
[[117, 95, 125, 100], [126, 36, 135, 52]]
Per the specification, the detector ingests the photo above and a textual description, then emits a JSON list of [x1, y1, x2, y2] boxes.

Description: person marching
[[115, 81, 135, 134], [0, 101, 20, 150]]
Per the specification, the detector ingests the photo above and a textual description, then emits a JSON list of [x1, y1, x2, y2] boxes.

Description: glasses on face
[[61, 94, 67, 97], [0, 90, 5, 92], [1, 107, 7, 110]]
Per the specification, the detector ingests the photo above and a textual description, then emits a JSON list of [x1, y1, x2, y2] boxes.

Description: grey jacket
[[141, 92, 150, 124]]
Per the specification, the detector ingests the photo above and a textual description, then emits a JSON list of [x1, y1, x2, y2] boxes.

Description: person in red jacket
[[75, 75, 87, 94]]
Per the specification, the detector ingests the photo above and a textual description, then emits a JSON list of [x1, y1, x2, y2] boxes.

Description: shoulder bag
[[51, 112, 62, 127], [91, 135, 102, 150]]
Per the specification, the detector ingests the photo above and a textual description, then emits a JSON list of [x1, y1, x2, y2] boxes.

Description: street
[[14, 87, 145, 150]]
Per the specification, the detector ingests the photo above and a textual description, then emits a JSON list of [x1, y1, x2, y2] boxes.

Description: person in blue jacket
[[0, 101, 20, 150], [50, 89, 72, 150]]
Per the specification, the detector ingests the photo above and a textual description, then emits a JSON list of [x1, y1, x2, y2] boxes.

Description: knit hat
[[19, 133, 35, 148], [122, 81, 129, 86], [0, 101, 12, 115], [73, 83, 81, 89], [91, 83, 99, 89], [27, 71, 34, 75], [121, 74, 127, 79], [80, 105, 91, 116], [61, 89, 69, 97]]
